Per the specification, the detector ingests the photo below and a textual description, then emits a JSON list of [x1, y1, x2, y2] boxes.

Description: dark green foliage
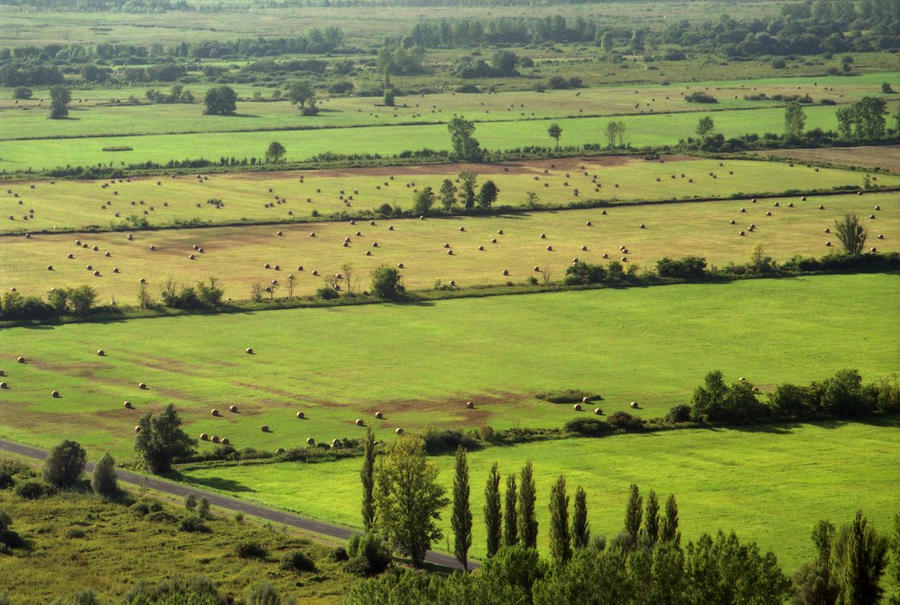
[[504, 474, 518, 547], [346, 533, 392, 576], [413, 186, 435, 215], [785, 102, 807, 138], [834, 214, 868, 255], [279, 550, 316, 572], [134, 404, 196, 474], [371, 266, 404, 299], [451, 446, 473, 570], [564, 260, 606, 285], [0, 473, 13, 490], [49, 85, 71, 119], [203, 86, 237, 115], [478, 180, 498, 208], [316, 286, 339, 299], [247, 582, 281, 605], [382, 89, 395, 106], [656, 256, 707, 279], [666, 404, 692, 423], [572, 486, 589, 550], [547, 123, 562, 151], [185, 494, 197, 511], [606, 411, 644, 431], [146, 510, 177, 523], [265, 141, 286, 163], [43, 440, 86, 489], [563, 418, 612, 437], [439, 179, 457, 210], [690, 371, 768, 422], [361, 429, 376, 531], [179, 515, 210, 533], [642, 490, 660, 547], [66, 528, 85, 539], [792, 520, 839, 605], [517, 462, 538, 549], [685, 91, 717, 103], [624, 484, 643, 549], [835, 511, 888, 605], [421, 428, 478, 454], [161, 278, 223, 310], [0, 509, 24, 552], [13, 86, 32, 99], [197, 496, 210, 519], [124, 575, 227, 604], [235, 540, 268, 559], [661, 494, 680, 544], [458, 171, 477, 209], [548, 476, 571, 563], [90, 453, 117, 499], [769, 369, 878, 419], [536, 390, 602, 404], [485, 462, 502, 557], [448, 117, 483, 162]]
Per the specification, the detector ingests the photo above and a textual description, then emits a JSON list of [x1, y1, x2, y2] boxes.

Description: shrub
[[66, 528, 86, 539], [564, 418, 612, 437], [690, 371, 769, 422], [279, 550, 317, 572], [16, 480, 55, 500], [874, 375, 900, 413], [185, 494, 197, 511], [685, 91, 717, 103], [0, 473, 13, 490], [91, 452, 118, 499], [123, 575, 225, 604], [564, 261, 606, 285], [236, 540, 268, 559], [247, 582, 281, 605], [607, 412, 644, 431], [330, 546, 349, 561], [146, 511, 177, 523], [656, 256, 707, 279], [130, 501, 150, 517], [536, 390, 602, 404], [666, 404, 692, 423], [316, 286, 339, 300], [422, 428, 478, 454], [346, 533, 392, 576], [179, 514, 210, 533], [197, 496, 211, 519], [371, 266, 404, 299]]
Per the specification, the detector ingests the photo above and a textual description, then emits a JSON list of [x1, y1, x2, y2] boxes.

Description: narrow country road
[[0, 438, 473, 570]]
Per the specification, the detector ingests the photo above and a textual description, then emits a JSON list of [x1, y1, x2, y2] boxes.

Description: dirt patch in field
[[230, 381, 308, 403], [363, 391, 530, 427], [749, 146, 900, 173]]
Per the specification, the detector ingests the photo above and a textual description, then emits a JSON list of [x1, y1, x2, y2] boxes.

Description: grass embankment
[[0, 274, 896, 460]]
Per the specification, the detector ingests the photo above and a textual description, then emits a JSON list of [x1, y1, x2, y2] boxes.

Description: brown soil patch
[[750, 146, 900, 173], [230, 381, 307, 403]]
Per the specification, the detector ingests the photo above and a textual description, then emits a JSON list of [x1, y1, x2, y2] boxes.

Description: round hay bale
[[306, 437, 315, 446], [466, 401, 475, 409], [639, 223, 646, 229], [211, 435, 220, 443], [739, 376, 747, 381], [93, 270, 101, 277], [229, 405, 238, 413], [774, 202, 780, 207], [573, 403, 582, 411], [478, 245, 485, 251], [533, 265, 540, 272], [67, 253, 74, 259], [309, 232, 316, 238], [276, 231, 283, 236], [818, 205, 824, 210], [113, 267, 119, 273], [875, 205, 881, 211], [331, 438, 341, 448], [273, 265, 280, 271], [211, 408, 220, 417], [739, 231, 745, 236], [869, 214, 876, 219], [150, 245, 156, 251], [127, 234, 134, 241], [540, 233, 546, 239], [312, 270, 318, 276], [0, 382, 7, 389], [824, 228, 831, 233], [389, 225, 395, 230], [397, 263, 405, 269], [134, 425, 141, 433], [547, 245, 553, 251], [275, 447, 284, 454], [356, 418, 364, 426], [447, 250, 453, 255], [740, 208, 746, 213], [871, 247, 878, 253], [586, 221, 592, 226], [395, 427, 404, 435], [104, 251, 111, 257], [86, 264, 93, 271], [788, 203, 794, 208], [221, 438, 229, 445], [188, 254, 195, 261], [245, 347, 254, 354], [138, 382, 147, 390], [766, 211, 772, 216], [878, 234, 884, 240], [801, 196, 807, 201], [459, 226, 465, 232], [594, 408, 603, 415], [449, 280, 456, 286], [630, 401, 639, 409], [297, 266, 304, 272], [261, 425, 270, 433], [752, 198, 757, 203], [123, 400, 134, 410], [491, 238, 498, 244], [17, 356, 25, 363], [502, 269, 509, 276], [296, 411, 305, 419], [826, 241, 832, 247], [729, 219, 736, 225], [93, 246, 99, 252], [75, 239, 82, 246], [601, 210, 607, 215], [200, 433, 208, 441], [372, 242, 378, 248], [365, 250, 372, 256], [46, 264, 54, 271]]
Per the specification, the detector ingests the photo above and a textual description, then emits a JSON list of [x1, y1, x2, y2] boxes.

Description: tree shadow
[[174, 473, 255, 493], [227, 113, 260, 118]]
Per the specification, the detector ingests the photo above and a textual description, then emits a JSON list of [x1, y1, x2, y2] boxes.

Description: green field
[[2, 155, 892, 236], [0, 104, 872, 173], [0, 274, 897, 461], [2, 189, 896, 302], [179, 418, 900, 572]]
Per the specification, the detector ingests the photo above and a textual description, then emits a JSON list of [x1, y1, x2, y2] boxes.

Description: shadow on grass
[[172, 472, 255, 493], [226, 113, 260, 118]]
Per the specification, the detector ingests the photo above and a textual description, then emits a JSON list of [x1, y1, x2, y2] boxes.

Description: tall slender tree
[[91, 452, 118, 499], [837, 510, 888, 605], [642, 489, 660, 547], [834, 214, 867, 255], [361, 429, 376, 531], [661, 494, 680, 544], [624, 483, 643, 547], [518, 461, 539, 549], [484, 462, 502, 557], [572, 486, 589, 549], [451, 446, 472, 571], [504, 474, 518, 547], [548, 123, 562, 151], [548, 476, 571, 564]]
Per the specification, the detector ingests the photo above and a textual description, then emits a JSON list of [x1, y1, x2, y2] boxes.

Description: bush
[[16, 480, 55, 500], [564, 418, 612, 437], [197, 496, 211, 519], [346, 533, 392, 576], [130, 501, 150, 517], [91, 452, 118, 499], [316, 286, 339, 300], [0, 473, 13, 490], [666, 404, 692, 423], [422, 428, 478, 454], [536, 389, 602, 404], [656, 256, 707, 279], [690, 371, 769, 422], [874, 375, 900, 413], [371, 266, 404, 299], [236, 540, 268, 559], [564, 261, 606, 285], [330, 547, 349, 561], [13, 86, 32, 99], [685, 91, 717, 103], [279, 550, 317, 572], [66, 528, 86, 539], [247, 582, 281, 605], [146, 511, 177, 523], [606, 411, 644, 431], [124, 575, 225, 604], [179, 514, 210, 533]]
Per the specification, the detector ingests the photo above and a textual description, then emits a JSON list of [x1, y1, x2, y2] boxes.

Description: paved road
[[0, 438, 472, 570]]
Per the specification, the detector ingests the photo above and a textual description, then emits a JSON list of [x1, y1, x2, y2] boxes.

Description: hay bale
[[594, 408, 603, 415], [395, 427, 404, 435], [449, 280, 456, 286], [502, 269, 509, 276], [150, 245, 156, 251], [459, 226, 465, 232], [211, 408, 220, 416], [356, 418, 364, 426], [871, 247, 878, 253], [498, 229, 504, 235], [824, 228, 831, 233], [878, 234, 884, 240], [540, 233, 546, 239], [375, 411, 384, 419], [630, 401, 639, 409], [113, 267, 119, 273], [134, 426, 141, 433], [601, 210, 607, 215], [93, 270, 101, 277], [309, 232, 316, 237], [296, 411, 305, 419], [297, 266, 304, 272], [447, 250, 453, 255], [97, 349, 105, 356], [533, 266, 540, 272], [869, 214, 876, 219], [47, 265, 53, 271], [825, 241, 832, 247], [245, 347, 254, 354], [229, 405, 238, 413], [331, 438, 341, 448], [211, 435, 220, 443], [389, 225, 395, 231], [739, 376, 747, 381], [478, 245, 485, 251], [573, 403, 582, 411], [729, 219, 735, 225], [104, 251, 111, 257], [139, 382, 147, 389], [0, 382, 6, 389], [801, 196, 807, 201], [766, 211, 772, 216], [398, 263, 405, 269], [818, 205, 824, 210], [16, 356, 24, 363], [774, 202, 780, 207], [875, 205, 881, 211], [466, 401, 475, 409], [276, 231, 283, 236], [491, 238, 498, 244], [124, 401, 133, 409], [546, 246, 553, 251], [200, 433, 208, 441], [739, 231, 745, 236], [307, 437, 315, 446], [639, 223, 646, 229], [221, 438, 230, 445], [67, 253, 74, 259], [264, 263, 270, 269], [261, 425, 270, 433]]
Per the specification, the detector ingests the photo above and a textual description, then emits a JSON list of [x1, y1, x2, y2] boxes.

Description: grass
[[0, 464, 352, 603], [2, 188, 896, 302], [178, 418, 900, 574], [0, 274, 897, 461], [2, 103, 886, 173], [2, 154, 893, 235]]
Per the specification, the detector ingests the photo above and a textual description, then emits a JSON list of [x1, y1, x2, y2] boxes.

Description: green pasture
[[2, 155, 890, 235], [0, 104, 869, 173], [3, 72, 893, 141], [180, 418, 900, 572], [1, 188, 896, 302], [0, 274, 897, 461]]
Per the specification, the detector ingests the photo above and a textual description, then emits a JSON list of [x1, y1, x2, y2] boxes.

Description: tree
[[792, 520, 839, 605], [13, 86, 32, 100], [134, 404, 196, 474], [600, 31, 614, 53], [374, 436, 447, 566], [504, 474, 518, 547], [661, 494, 680, 544], [642, 490, 660, 547], [696, 116, 715, 138], [439, 179, 457, 210], [624, 483, 643, 547], [890, 510, 900, 603], [834, 214, 867, 255], [836, 106, 855, 139], [371, 266, 403, 299], [265, 141, 286, 163], [517, 461, 538, 549], [478, 180, 498, 208], [853, 96, 887, 141], [836, 510, 888, 605], [485, 462, 502, 557], [572, 486, 589, 550], [785, 102, 807, 138], [548, 476, 571, 564], [203, 86, 237, 115], [288, 81, 314, 109], [605, 120, 626, 148], [547, 123, 562, 151], [492, 50, 518, 76], [66, 285, 97, 316], [49, 85, 71, 119], [451, 446, 473, 570], [361, 429, 376, 531], [413, 186, 435, 215], [43, 439, 86, 488], [458, 171, 477, 209], [448, 117, 483, 162], [91, 452, 118, 499], [383, 89, 395, 107]]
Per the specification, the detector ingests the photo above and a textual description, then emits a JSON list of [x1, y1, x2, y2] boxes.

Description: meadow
[[2, 189, 896, 302], [0, 274, 897, 462], [2, 155, 892, 235], [179, 418, 900, 573], [0, 103, 877, 173]]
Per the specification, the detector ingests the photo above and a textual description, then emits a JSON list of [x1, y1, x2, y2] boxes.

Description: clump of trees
[[134, 404, 196, 473], [48, 85, 70, 119], [203, 86, 236, 115], [1, 285, 97, 321], [145, 85, 194, 104]]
